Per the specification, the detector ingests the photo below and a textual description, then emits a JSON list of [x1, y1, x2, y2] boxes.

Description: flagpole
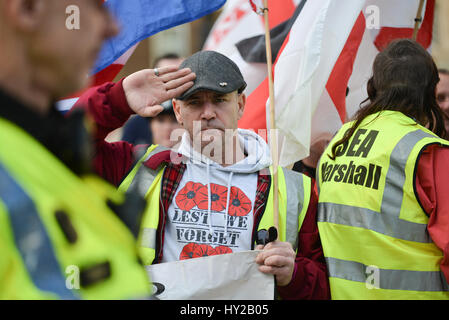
[[412, 0, 425, 40], [262, 0, 279, 233]]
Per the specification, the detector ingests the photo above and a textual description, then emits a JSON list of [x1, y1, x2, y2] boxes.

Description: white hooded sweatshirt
[[161, 128, 272, 262]]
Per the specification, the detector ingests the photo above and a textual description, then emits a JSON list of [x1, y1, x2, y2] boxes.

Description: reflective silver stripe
[[131, 146, 169, 251], [326, 257, 449, 292], [128, 145, 169, 198], [318, 202, 432, 243], [282, 168, 305, 250], [0, 164, 78, 299], [316, 158, 321, 194], [128, 165, 159, 198], [380, 130, 434, 215], [140, 227, 157, 249], [318, 129, 436, 243]]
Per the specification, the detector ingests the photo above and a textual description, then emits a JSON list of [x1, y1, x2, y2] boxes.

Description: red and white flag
[[345, 0, 434, 119], [206, 0, 435, 166], [313, 0, 434, 163], [203, 0, 298, 95], [268, 0, 365, 166], [237, 0, 365, 166]]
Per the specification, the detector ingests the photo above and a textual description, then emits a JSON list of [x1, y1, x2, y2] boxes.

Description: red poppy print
[[196, 183, 228, 212], [214, 246, 233, 255], [179, 243, 217, 260], [175, 181, 204, 211], [179, 243, 233, 260], [228, 186, 252, 216]]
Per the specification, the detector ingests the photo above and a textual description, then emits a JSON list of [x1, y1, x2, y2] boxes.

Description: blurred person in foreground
[[0, 0, 194, 299], [122, 53, 184, 145], [74, 50, 330, 300], [437, 68, 449, 139], [317, 39, 449, 299]]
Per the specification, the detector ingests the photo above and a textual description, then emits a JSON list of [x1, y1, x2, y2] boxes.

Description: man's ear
[[172, 98, 183, 125], [237, 93, 246, 120], [5, 0, 46, 31]]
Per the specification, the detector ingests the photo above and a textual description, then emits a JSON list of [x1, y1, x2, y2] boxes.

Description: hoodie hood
[[176, 128, 272, 173]]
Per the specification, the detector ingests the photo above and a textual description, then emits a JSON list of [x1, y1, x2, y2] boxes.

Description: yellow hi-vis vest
[[317, 110, 449, 300], [119, 145, 312, 266], [0, 118, 150, 300]]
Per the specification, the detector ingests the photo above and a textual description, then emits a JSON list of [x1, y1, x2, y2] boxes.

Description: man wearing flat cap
[[74, 50, 329, 300]]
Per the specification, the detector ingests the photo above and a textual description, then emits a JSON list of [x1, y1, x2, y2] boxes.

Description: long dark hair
[[329, 39, 445, 160]]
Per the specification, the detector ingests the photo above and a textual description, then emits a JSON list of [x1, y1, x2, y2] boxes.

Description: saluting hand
[[122, 66, 196, 117], [255, 240, 296, 287]]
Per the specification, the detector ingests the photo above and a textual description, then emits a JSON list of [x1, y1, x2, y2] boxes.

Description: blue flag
[[93, 0, 227, 74]]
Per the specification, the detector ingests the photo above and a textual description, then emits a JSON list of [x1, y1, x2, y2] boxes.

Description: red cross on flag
[[205, 0, 435, 167]]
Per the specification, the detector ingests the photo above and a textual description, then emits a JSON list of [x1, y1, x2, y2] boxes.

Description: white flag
[[271, 0, 365, 166]]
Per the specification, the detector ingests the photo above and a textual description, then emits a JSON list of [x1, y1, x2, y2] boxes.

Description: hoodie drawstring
[[207, 161, 213, 236], [224, 172, 233, 236], [206, 159, 234, 237]]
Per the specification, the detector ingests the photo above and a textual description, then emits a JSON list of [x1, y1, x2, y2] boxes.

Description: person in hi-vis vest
[[0, 0, 194, 299], [317, 39, 449, 300], [73, 50, 330, 300]]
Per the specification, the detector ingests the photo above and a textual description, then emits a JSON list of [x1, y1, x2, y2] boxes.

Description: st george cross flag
[[209, 0, 435, 167], [269, 0, 365, 166], [233, 0, 364, 166], [314, 0, 434, 159], [57, 0, 226, 113], [204, 0, 297, 95], [345, 0, 434, 119]]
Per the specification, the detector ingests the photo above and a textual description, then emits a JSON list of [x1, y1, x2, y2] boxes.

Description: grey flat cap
[[159, 100, 174, 116], [177, 51, 247, 100]]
